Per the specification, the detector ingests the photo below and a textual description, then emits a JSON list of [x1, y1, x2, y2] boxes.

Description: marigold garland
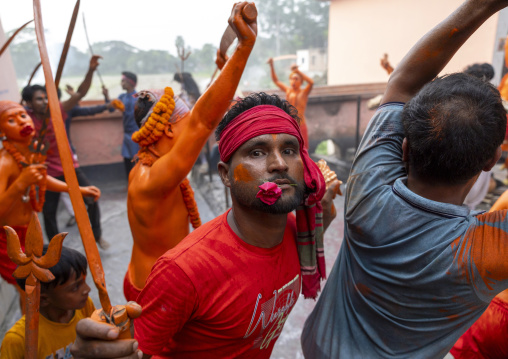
[[111, 99, 125, 112], [131, 87, 176, 147], [180, 178, 201, 229], [2, 140, 46, 212]]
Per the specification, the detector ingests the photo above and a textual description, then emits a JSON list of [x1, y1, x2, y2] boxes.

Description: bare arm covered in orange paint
[[489, 189, 508, 212], [382, 0, 508, 104], [0, 156, 44, 225], [147, 3, 257, 193], [498, 36, 508, 101], [292, 65, 314, 96], [267, 58, 289, 92], [380, 53, 394, 75]]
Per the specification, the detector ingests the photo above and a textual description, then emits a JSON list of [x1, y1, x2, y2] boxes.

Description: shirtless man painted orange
[[0, 101, 100, 292], [267, 58, 313, 148], [123, 2, 258, 301]]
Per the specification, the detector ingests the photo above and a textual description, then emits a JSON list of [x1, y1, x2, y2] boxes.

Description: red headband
[[218, 104, 325, 205], [122, 75, 136, 87]]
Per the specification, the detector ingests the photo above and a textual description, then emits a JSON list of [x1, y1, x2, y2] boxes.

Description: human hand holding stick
[[208, 2, 256, 86], [71, 302, 143, 359]]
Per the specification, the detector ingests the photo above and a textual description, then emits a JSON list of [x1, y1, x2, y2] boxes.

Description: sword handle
[[242, 3, 257, 23]]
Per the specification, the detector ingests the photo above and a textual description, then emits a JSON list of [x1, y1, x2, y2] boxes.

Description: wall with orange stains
[[328, 0, 502, 86]]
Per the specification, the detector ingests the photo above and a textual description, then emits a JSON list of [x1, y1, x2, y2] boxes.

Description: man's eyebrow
[[244, 140, 269, 148], [283, 138, 299, 146], [62, 275, 84, 288]]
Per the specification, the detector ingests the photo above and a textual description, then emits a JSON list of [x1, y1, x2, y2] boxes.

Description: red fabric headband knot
[[122, 75, 136, 87]]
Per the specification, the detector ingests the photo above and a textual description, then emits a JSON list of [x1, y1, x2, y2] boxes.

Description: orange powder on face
[[233, 163, 254, 183], [271, 134, 278, 141]]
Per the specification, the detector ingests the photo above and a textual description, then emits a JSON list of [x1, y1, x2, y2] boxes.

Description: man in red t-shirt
[[70, 6, 339, 354], [71, 90, 340, 358]]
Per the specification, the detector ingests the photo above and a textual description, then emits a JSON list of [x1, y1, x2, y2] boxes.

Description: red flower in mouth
[[256, 182, 282, 205], [20, 125, 34, 137]]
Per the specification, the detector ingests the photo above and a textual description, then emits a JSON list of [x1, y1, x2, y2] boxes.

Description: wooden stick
[[27, 62, 42, 86], [0, 19, 33, 57], [32, 0, 112, 313], [54, 0, 80, 88], [82, 13, 105, 87]]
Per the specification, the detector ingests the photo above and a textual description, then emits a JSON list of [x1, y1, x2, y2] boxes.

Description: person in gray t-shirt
[[302, 0, 508, 358]]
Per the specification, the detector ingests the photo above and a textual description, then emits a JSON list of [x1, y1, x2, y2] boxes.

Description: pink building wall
[[71, 101, 124, 166], [328, 0, 500, 85]]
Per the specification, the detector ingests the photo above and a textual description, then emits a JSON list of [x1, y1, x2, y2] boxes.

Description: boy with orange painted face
[[0, 245, 95, 359], [0, 101, 100, 293]]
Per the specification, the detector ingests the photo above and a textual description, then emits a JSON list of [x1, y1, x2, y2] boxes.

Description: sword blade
[[54, 0, 80, 88]]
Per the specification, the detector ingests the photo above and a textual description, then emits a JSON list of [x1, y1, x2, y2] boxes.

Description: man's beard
[[230, 173, 307, 214]]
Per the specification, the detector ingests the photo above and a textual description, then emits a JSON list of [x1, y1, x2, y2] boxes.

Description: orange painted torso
[[0, 149, 34, 227], [285, 88, 308, 125], [127, 163, 191, 290], [285, 89, 309, 147]]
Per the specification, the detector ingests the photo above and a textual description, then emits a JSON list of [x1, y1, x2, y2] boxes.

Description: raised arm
[[268, 58, 288, 92], [295, 67, 314, 95], [62, 55, 102, 112], [382, 0, 508, 104], [380, 53, 394, 75], [149, 2, 257, 189]]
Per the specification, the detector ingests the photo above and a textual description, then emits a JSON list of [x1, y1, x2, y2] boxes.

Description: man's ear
[[483, 146, 502, 171], [402, 138, 410, 162], [164, 123, 174, 139], [218, 161, 232, 188]]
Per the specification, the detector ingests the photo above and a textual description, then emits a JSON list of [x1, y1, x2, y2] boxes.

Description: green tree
[[255, 0, 329, 56]]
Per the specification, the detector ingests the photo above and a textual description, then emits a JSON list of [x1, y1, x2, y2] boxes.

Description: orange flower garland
[[2, 140, 46, 212], [180, 178, 201, 229], [111, 99, 125, 112], [131, 87, 176, 147]]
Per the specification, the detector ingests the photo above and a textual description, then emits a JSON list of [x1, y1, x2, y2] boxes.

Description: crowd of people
[[3, 0, 508, 358]]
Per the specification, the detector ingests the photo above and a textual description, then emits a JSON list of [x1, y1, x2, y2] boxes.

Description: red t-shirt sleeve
[[135, 257, 198, 356]]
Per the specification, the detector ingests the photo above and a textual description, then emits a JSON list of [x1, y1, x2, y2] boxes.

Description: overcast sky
[[1, 0, 248, 54]]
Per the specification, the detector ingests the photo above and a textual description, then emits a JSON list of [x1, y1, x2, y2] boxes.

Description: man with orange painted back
[[122, 1, 257, 302]]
